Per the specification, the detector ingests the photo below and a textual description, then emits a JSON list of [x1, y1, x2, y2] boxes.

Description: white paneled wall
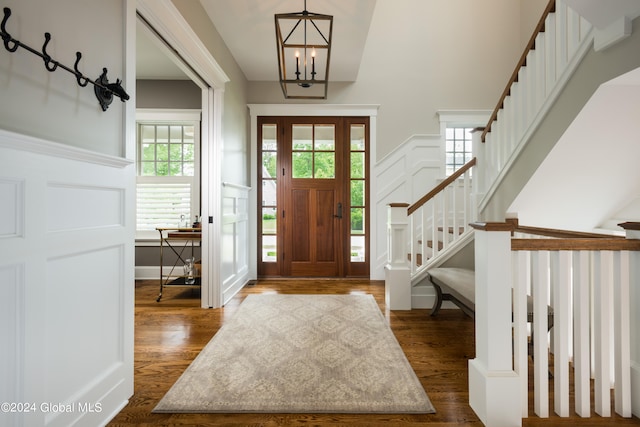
[[0, 130, 134, 427], [221, 183, 251, 305], [374, 134, 442, 278]]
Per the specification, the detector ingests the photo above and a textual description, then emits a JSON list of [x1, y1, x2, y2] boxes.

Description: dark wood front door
[[284, 120, 343, 276], [258, 116, 369, 278]]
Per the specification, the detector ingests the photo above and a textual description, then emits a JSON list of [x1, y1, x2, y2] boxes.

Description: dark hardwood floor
[[107, 279, 640, 426]]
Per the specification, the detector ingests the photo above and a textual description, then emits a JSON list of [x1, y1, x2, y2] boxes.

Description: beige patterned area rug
[[153, 294, 435, 414]]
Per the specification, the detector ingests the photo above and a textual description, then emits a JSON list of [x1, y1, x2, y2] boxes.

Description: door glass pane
[[350, 124, 365, 150], [314, 125, 335, 150], [351, 152, 365, 178], [292, 125, 313, 150], [262, 208, 277, 233], [262, 124, 277, 150], [350, 180, 364, 206], [351, 236, 365, 262], [314, 152, 335, 178], [262, 152, 277, 178], [262, 235, 277, 262], [292, 152, 313, 178], [262, 180, 276, 206], [350, 208, 364, 234]]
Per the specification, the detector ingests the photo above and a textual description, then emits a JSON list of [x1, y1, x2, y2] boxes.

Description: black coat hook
[[42, 32, 58, 72], [74, 52, 89, 87], [0, 6, 129, 111], [1, 7, 18, 52]]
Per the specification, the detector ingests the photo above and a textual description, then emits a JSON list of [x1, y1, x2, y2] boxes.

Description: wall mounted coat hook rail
[[0, 6, 129, 111]]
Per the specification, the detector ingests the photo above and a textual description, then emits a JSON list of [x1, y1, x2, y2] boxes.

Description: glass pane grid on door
[[292, 124, 336, 179]]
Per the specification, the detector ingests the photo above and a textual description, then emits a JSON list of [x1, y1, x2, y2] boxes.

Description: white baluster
[[552, 251, 571, 417], [594, 250, 613, 417], [431, 197, 438, 259], [545, 12, 557, 94], [513, 250, 530, 417], [573, 250, 591, 416], [532, 250, 550, 417], [534, 32, 546, 112], [613, 250, 631, 417], [556, 1, 568, 71]]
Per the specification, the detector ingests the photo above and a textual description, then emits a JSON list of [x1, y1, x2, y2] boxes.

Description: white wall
[[0, 1, 135, 425]]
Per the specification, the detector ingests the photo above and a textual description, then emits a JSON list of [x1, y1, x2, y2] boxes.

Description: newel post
[[469, 222, 521, 427], [384, 203, 411, 310], [619, 222, 640, 417]]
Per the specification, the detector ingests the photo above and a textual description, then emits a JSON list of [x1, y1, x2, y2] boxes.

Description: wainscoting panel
[[0, 263, 25, 411], [0, 178, 25, 238], [373, 134, 443, 278], [221, 183, 250, 304], [45, 247, 124, 414], [47, 184, 124, 232], [0, 130, 134, 427]]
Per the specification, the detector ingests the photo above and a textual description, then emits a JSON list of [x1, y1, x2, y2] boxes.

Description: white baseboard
[[135, 266, 160, 280]]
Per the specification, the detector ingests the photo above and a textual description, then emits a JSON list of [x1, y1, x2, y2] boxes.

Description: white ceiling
[[136, 0, 377, 82]]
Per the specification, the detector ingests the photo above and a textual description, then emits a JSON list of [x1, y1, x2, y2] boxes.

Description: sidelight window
[[261, 123, 278, 262], [349, 124, 366, 262]]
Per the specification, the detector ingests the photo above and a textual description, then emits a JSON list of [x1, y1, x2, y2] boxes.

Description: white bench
[[427, 267, 554, 331]]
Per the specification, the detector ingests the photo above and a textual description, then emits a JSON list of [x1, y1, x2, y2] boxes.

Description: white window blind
[[136, 178, 193, 233]]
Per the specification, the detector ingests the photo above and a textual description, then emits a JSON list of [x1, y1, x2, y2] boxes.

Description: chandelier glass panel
[[275, 1, 333, 99]]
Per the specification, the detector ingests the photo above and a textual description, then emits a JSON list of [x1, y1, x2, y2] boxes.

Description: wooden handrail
[[505, 217, 624, 239], [474, 219, 638, 250], [512, 238, 640, 251], [407, 157, 476, 215], [481, 0, 556, 143]]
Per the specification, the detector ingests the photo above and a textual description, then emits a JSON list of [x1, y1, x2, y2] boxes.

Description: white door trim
[[137, 0, 229, 307], [248, 104, 380, 279]]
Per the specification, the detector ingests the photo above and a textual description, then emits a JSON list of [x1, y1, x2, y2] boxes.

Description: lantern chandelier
[[274, 0, 333, 99]]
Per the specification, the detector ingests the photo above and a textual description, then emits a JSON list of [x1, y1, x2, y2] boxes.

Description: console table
[[156, 227, 201, 302]]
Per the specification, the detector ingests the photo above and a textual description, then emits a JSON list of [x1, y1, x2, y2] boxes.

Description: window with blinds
[[136, 119, 200, 240], [136, 180, 192, 230]]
